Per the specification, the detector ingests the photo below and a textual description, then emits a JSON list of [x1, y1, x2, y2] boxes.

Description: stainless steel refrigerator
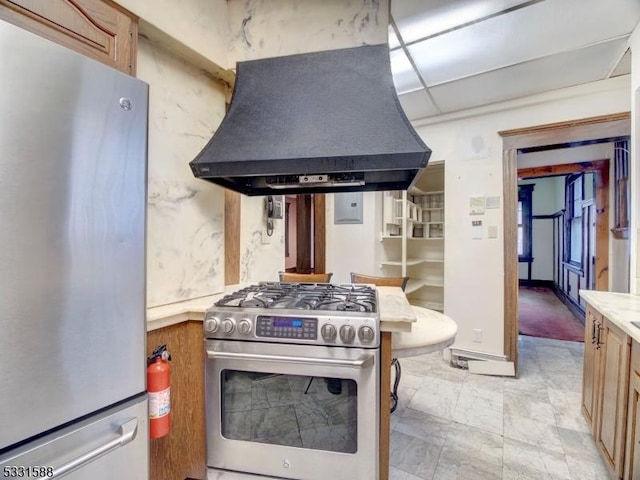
[[0, 19, 149, 479]]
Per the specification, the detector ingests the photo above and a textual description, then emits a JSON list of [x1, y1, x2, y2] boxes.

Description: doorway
[[284, 194, 326, 274], [500, 112, 631, 373], [516, 165, 607, 343]]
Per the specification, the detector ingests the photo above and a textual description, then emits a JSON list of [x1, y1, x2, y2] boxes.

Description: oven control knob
[[204, 316, 220, 333], [321, 324, 337, 342], [238, 319, 252, 336], [340, 325, 355, 344], [358, 326, 375, 344], [222, 318, 235, 334]]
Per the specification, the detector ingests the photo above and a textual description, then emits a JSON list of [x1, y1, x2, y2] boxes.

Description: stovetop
[[215, 282, 377, 313], [205, 282, 379, 347]]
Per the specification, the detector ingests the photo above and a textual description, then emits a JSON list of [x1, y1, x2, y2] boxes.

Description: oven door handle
[[207, 350, 375, 369]]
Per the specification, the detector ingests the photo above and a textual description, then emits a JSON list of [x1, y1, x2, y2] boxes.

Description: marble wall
[[227, 0, 388, 63], [115, 0, 229, 70], [137, 37, 228, 307], [240, 196, 285, 283]]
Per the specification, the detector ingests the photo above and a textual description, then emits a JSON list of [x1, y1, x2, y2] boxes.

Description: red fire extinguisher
[[147, 344, 171, 439]]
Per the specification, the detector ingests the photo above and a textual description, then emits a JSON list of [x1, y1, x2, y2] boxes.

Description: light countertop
[[147, 284, 418, 332], [147, 285, 457, 357], [580, 290, 640, 343], [392, 306, 457, 357]]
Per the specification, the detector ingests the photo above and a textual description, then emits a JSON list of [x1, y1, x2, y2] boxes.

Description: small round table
[[392, 306, 457, 358], [388, 306, 457, 412]]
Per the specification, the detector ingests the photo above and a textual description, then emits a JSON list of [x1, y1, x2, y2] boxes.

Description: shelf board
[[380, 257, 432, 266], [409, 299, 444, 312], [381, 235, 445, 241]]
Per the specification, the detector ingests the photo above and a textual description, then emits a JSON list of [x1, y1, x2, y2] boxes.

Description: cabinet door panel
[[597, 318, 631, 479], [624, 342, 640, 480], [0, 0, 136, 74], [582, 306, 600, 431]]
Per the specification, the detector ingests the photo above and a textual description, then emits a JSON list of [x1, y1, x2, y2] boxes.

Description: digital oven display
[[273, 319, 304, 328], [256, 316, 317, 340]]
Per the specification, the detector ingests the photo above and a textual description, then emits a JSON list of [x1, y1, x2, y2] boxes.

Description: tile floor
[[389, 335, 610, 480]]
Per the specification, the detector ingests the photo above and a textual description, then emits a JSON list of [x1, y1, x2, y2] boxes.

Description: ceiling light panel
[[429, 39, 629, 113], [390, 48, 423, 94], [405, 0, 640, 87], [391, 0, 530, 44]]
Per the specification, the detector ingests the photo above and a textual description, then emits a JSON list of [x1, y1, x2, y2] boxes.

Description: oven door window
[[221, 370, 358, 454]]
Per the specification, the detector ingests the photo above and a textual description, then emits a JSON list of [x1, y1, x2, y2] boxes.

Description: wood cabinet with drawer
[[583, 302, 632, 479]]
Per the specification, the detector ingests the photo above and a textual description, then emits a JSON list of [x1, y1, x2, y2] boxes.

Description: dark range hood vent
[[190, 44, 431, 196]]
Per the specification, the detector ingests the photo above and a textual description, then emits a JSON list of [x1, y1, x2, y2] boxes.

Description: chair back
[[279, 272, 333, 283], [350, 272, 409, 291]]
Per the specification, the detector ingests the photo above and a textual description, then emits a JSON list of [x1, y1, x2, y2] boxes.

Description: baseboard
[[449, 347, 508, 369], [552, 285, 585, 325], [518, 279, 555, 288]]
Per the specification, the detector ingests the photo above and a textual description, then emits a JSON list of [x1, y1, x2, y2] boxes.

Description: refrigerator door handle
[[36, 418, 139, 480]]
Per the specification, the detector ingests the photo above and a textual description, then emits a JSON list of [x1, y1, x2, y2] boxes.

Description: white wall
[[326, 191, 380, 284], [137, 38, 227, 307], [419, 77, 630, 356], [325, 76, 630, 356]]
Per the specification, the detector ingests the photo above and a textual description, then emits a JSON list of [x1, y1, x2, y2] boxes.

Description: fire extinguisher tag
[[149, 387, 170, 418]]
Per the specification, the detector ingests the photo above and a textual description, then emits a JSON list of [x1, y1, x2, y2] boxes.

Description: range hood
[[190, 44, 431, 196]]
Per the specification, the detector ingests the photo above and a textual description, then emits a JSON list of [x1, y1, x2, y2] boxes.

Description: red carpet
[[518, 286, 584, 342]]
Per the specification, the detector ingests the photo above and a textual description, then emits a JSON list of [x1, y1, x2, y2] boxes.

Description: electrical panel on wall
[[334, 192, 363, 224]]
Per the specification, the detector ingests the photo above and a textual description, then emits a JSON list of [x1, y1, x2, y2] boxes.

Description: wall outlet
[[488, 225, 498, 238], [472, 329, 482, 343]]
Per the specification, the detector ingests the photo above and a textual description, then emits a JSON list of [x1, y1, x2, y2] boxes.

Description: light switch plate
[[488, 225, 498, 238]]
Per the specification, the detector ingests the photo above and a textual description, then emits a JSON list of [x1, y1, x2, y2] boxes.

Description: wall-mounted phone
[[265, 195, 284, 238], [266, 195, 284, 219]]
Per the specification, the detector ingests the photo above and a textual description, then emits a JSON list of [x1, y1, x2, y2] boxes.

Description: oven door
[[205, 339, 379, 480]]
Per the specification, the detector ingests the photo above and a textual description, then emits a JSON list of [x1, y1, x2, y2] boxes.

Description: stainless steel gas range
[[204, 282, 380, 480]]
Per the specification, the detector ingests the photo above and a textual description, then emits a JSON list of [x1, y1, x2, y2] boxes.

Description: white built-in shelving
[[379, 163, 445, 312]]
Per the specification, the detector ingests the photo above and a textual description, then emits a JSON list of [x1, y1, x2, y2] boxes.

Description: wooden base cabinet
[[583, 301, 633, 480], [147, 321, 206, 480], [595, 318, 631, 479], [624, 341, 640, 480]]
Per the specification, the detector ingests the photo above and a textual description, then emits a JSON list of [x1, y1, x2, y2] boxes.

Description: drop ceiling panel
[[611, 49, 631, 77], [397, 89, 440, 121], [391, 0, 531, 44], [429, 39, 629, 114], [406, 0, 640, 86], [390, 48, 422, 94]]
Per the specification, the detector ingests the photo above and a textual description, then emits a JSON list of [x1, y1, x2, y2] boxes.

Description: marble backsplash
[[137, 37, 228, 307]]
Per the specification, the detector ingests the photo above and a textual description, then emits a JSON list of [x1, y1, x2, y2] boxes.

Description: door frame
[[499, 112, 630, 372]]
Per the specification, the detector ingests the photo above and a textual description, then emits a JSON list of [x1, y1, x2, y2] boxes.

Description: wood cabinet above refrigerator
[[0, 0, 137, 75]]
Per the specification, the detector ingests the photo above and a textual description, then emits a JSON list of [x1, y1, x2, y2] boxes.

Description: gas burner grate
[[214, 282, 377, 313]]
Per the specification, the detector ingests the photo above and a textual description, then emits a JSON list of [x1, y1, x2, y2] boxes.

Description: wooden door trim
[[313, 194, 326, 274], [501, 113, 624, 371], [503, 149, 519, 371], [224, 190, 240, 285]]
